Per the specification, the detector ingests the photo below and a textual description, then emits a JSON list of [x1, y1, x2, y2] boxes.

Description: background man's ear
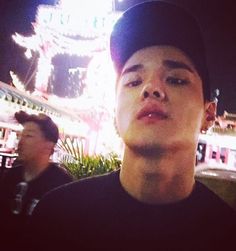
[[201, 101, 217, 132], [43, 142, 55, 156]]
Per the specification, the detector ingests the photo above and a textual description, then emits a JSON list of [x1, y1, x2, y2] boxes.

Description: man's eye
[[23, 134, 33, 138], [126, 80, 142, 87], [166, 77, 189, 85]]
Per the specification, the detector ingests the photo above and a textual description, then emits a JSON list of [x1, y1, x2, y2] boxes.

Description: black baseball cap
[[110, 1, 211, 100], [15, 111, 59, 143]]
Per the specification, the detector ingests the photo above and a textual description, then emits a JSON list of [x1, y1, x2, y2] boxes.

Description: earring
[[201, 126, 208, 133]]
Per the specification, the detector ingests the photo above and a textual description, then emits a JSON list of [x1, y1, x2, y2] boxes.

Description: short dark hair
[[110, 1, 211, 101], [15, 111, 59, 143]]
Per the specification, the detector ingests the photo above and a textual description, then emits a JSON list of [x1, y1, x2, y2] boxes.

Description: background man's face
[[115, 45, 212, 153], [17, 122, 49, 163]]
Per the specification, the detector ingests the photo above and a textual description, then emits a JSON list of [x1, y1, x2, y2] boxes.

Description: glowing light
[[35, 57, 53, 93], [36, 4, 121, 37], [86, 51, 116, 112], [59, 0, 113, 15], [25, 48, 32, 59], [9, 71, 26, 92], [12, 33, 40, 51], [53, 115, 89, 137], [11, 0, 124, 155]]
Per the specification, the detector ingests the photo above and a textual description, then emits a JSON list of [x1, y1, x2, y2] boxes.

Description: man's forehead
[[121, 46, 196, 75], [22, 122, 42, 134]]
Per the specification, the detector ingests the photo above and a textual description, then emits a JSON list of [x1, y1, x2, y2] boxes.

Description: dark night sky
[[0, 0, 235, 115]]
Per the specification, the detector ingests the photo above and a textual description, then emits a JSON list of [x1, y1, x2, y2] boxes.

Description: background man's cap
[[110, 0, 211, 100], [15, 111, 59, 143]]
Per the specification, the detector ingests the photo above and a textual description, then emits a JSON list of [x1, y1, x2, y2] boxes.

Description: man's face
[[17, 122, 50, 163], [115, 45, 214, 153]]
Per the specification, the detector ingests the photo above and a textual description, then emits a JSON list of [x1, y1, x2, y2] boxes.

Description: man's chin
[[126, 141, 165, 157]]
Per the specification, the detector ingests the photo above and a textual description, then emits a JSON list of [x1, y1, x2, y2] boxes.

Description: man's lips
[[137, 106, 168, 120]]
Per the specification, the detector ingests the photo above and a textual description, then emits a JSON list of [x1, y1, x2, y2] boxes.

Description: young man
[[0, 111, 73, 248], [27, 1, 236, 250]]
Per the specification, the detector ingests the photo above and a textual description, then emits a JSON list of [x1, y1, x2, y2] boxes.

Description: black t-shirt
[[0, 162, 73, 247], [27, 169, 236, 251]]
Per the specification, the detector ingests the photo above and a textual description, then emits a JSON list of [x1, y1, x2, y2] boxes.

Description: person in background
[[0, 111, 73, 248], [27, 1, 236, 250]]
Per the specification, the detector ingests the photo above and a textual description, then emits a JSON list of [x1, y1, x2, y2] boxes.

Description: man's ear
[[201, 101, 217, 132], [43, 142, 55, 156]]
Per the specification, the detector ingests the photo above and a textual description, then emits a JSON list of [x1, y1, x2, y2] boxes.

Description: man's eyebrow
[[163, 60, 194, 73], [121, 64, 144, 76], [23, 129, 35, 133]]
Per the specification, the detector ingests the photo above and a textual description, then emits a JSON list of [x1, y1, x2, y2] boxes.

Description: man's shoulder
[[46, 162, 74, 181], [34, 169, 120, 211], [49, 169, 119, 197], [29, 163, 73, 194]]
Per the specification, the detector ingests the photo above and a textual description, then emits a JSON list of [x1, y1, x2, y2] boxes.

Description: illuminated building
[[8, 0, 122, 156]]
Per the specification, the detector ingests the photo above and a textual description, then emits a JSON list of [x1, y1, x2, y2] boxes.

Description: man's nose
[[141, 82, 166, 101]]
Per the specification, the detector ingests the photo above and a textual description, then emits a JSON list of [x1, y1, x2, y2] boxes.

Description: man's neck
[[119, 146, 196, 205], [23, 160, 50, 182]]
